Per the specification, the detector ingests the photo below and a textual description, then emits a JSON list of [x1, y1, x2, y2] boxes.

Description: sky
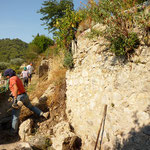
[[0, 0, 87, 43]]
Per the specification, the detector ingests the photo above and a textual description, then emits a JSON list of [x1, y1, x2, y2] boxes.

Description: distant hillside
[[0, 38, 28, 62]]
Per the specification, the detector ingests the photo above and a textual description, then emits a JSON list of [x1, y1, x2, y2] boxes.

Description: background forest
[[0, 38, 28, 62], [0, 34, 54, 73]]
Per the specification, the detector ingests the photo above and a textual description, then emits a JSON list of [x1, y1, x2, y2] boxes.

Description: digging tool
[[7, 101, 24, 112]]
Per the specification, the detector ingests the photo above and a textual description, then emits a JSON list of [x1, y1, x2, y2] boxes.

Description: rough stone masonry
[[66, 25, 150, 150]]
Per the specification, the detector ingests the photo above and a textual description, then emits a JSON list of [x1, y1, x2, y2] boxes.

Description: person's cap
[[24, 67, 27, 71], [4, 69, 16, 77]]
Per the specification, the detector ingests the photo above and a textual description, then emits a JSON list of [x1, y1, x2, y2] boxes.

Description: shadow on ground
[[0, 130, 20, 145]]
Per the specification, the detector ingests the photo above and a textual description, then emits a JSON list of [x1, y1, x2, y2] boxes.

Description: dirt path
[[0, 141, 31, 150]]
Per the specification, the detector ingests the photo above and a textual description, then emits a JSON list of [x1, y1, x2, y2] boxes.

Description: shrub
[[111, 36, 126, 56], [31, 34, 54, 53], [27, 44, 41, 54], [134, 5, 150, 46], [10, 58, 24, 66], [110, 32, 140, 56], [8, 64, 22, 74], [44, 45, 59, 58], [86, 28, 102, 39], [63, 52, 74, 69], [24, 46, 38, 62], [126, 32, 140, 50], [82, 0, 145, 57], [0, 62, 10, 71]]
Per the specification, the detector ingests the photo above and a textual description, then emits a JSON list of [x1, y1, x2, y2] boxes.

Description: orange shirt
[[9, 76, 25, 96]]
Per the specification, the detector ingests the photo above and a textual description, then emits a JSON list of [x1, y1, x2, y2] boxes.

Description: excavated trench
[[0, 91, 20, 144], [0, 75, 82, 149]]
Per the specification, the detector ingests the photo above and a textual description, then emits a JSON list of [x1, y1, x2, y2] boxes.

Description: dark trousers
[[23, 77, 28, 87]]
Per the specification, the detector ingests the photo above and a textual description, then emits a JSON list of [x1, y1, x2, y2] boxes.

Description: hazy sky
[[0, 0, 87, 43]]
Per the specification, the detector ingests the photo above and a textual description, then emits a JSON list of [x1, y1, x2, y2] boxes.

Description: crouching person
[[4, 69, 49, 135]]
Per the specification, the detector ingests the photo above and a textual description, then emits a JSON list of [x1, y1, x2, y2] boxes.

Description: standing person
[[26, 63, 34, 84], [4, 69, 49, 135], [21, 67, 29, 87]]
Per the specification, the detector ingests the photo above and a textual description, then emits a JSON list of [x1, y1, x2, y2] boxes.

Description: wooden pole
[[94, 104, 107, 150]]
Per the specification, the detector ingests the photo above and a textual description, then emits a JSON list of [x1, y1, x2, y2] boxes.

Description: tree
[[38, 0, 74, 32], [54, 6, 83, 49], [31, 34, 54, 53]]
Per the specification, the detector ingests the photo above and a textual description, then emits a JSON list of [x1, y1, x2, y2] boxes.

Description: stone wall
[[66, 28, 150, 149], [38, 59, 49, 78]]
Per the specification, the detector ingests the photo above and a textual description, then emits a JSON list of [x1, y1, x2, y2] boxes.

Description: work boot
[[17, 101, 23, 108], [42, 112, 50, 119], [12, 101, 23, 109]]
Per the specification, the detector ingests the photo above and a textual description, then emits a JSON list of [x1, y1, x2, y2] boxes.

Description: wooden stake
[[94, 104, 107, 150]]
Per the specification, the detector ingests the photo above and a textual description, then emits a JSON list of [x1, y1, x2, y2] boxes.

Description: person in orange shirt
[[4, 69, 49, 135]]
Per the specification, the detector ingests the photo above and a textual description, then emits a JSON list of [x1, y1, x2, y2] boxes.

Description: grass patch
[[26, 83, 37, 93]]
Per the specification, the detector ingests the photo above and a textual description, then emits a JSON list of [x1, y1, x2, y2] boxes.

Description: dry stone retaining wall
[[66, 28, 150, 149]]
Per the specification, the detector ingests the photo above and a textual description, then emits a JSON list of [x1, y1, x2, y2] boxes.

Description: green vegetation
[[0, 34, 54, 72], [25, 34, 54, 62], [0, 38, 28, 72], [44, 45, 59, 58], [134, 5, 150, 46], [38, 0, 74, 32], [53, 6, 85, 68], [63, 51, 74, 69], [39, 0, 85, 68], [38, 0, 149, 68], [24, 44, 40, 62], [54, 7, 84, 49], [26, 82, 37, 93], [0, 38, 28, 62], [85, 0, 147, 57], [31, 34, 54, 54], [0, 62, 10, 71], [1, 0, 149, 71], [110, 32, 140, 56], [86, 29, 102, 39]]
